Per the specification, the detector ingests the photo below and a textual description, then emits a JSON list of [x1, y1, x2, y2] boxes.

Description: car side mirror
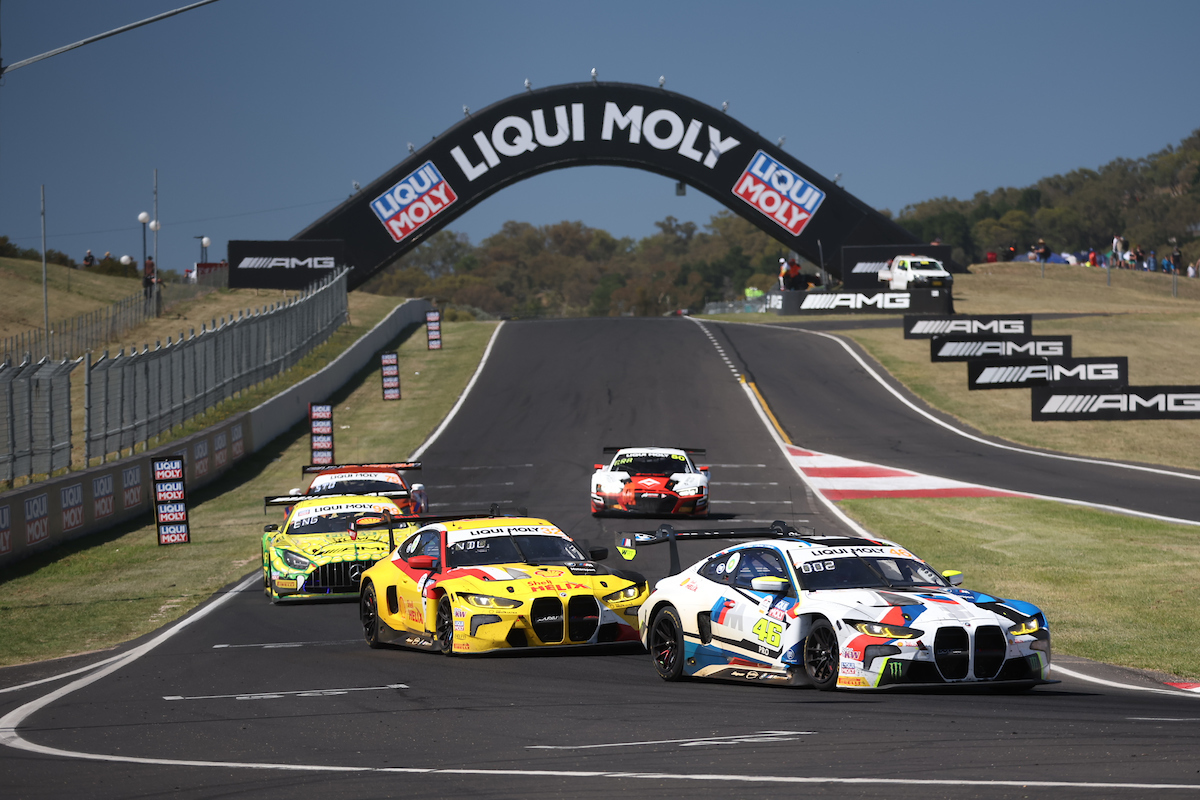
[[588, 547, 609, 561], [263, 524, 278, 533], [751, 576, 790, 593], [409, 555, 437, 572], [942, 570, 964, 586], [594, 464, 604, 470]]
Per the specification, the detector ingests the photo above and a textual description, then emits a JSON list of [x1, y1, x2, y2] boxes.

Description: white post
[[41, 185, 50, 358]]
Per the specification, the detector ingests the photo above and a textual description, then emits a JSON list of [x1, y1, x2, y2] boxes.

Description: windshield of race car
[[610, 453, 690, 475], [792, 554, 949, 591], [447, 535, 587, 568], [308, 472, 403, 496]]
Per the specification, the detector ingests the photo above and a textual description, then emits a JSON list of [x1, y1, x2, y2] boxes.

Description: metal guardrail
[[83, 269, 348, 463]]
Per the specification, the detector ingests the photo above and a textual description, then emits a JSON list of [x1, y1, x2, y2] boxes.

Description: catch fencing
[[84, 269, 348, 462], [1, 268, 229, 365], [0, 357, 79, 483]]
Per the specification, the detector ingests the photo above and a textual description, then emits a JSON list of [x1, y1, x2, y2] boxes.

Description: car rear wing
[[263, 489, 411, 508], [301, 462, 421, 474], [616, 521, 811, 575], [349, 505, 531, 551], [602, 447, 705, 456]]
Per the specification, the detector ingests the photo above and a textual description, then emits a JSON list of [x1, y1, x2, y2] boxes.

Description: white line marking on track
[[527, 730, 813, 750], [163, 684, 407, 701], [710, 481, 780, 486], [452, 464, 532, 471], [0, 653, 126, 695], [211, 639, 358, 650], [710, 500, 793, 505], [409, 321, 504, 461], [704, 463, 767, 468], [426, 482, 516, 489], [1129, 718, 1200, 721], [1054, 665, 1200, 698]]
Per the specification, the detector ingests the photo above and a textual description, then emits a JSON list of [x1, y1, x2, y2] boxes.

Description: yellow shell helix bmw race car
[[357, 515, 649, 654], [261, 495, 418, 603]]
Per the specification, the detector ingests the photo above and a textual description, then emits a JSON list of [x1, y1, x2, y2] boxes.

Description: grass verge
[[840, 497, 1200, 680], [0, 320, 498, 668]]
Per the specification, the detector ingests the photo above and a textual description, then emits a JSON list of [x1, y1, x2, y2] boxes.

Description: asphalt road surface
[[3, 317, 1198, 799]]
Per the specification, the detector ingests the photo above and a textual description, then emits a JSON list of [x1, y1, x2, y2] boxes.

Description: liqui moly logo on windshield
[[733, 151, 825, 236], [370, 161, 458, 244]]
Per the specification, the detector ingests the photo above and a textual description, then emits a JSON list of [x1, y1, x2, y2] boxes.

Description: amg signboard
[[769, 288, 952, 315], [905, 315, 1032, 339], [1032, 385, 1200, 421], [968, 357, 1128, 390], [228, 240, 346, 290], [931, 335, 1071, 362]]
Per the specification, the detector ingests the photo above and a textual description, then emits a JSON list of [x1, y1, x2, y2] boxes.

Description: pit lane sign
[[296, 82, 916, 290], [153, 458, 190, 546]]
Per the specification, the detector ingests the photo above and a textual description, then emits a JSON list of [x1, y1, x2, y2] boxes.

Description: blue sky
[[1, 0, 1197, 271]]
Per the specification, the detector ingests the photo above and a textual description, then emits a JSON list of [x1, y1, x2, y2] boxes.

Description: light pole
[[138, 211, 150, 276], [195, 235, 210, 262]]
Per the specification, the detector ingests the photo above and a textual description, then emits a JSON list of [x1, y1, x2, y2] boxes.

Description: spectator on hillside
[[1088, 248, 1098, 266], [1133, 245, 1146, 269], [1147, 251, 1158, 272], [1034, 239, 1051, 264], [1172, 245, 1184, 270], [82, 249, 96, 268], [1112, 234, 1122, 267], [1162, 253, 1174, 274], [1189, 261, 1197, 279]]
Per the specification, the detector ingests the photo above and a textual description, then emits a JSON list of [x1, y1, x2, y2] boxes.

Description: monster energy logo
[[887, 660, 902, 678]]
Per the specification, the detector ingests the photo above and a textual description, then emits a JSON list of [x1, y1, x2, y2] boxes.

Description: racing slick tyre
[[360, 581, 383, 649], [261, 545, 270, 595], [803, 618, 840, 691], [648, 605, 686, 681], [436, 595, 455, 656]]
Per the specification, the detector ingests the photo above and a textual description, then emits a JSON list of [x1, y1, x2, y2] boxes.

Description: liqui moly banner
[[371, 162, 458, 244], [733, 151, 824, 237], [381, 352, 400, 400], [295, 82, 916, 290], [152, 458, 191, 545], [1032, 385, 1200, 421], [310, 404, 334, 466], [426, 310, 442, 351], [905, 315, 1032, 339]]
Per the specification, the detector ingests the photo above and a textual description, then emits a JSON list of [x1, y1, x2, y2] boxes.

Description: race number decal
[[752, 619, 783, 648]]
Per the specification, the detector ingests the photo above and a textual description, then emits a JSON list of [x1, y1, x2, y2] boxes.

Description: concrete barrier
[[0, 297, 431, 569]]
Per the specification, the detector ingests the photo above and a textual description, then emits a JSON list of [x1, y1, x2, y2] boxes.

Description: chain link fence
[[84, 269, 348, 462], [0, 357, 79, 483], [1, 269, 229, 365]]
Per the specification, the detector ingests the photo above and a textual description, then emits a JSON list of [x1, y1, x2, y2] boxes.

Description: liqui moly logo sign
[[154, 459, 184, 481], [24, 493, 48, 545], [0, 505, 10, 556], [194, 439, 210, 478], [231, 423, 244, 459], [93, 474, 115, 520], [61, 483, 85, 532], [214, 431, 228, 469], [733, 151, 825, 236], [371, 161, 458, 244], [122, 465, 143, 509]]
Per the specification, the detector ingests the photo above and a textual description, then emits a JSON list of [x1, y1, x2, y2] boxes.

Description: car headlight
[[676, 486, 705, 497], [462, 593, 522, 609], [1009, 616, 1042, 637], [848, 620, 925, 640], [603, 586, 641, 603], [281, 550, 312, 570]]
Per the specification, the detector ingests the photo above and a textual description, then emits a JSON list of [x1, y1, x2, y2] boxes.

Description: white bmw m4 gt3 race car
[[620, 523, 1053, 691], [590, 447, 709, 517]]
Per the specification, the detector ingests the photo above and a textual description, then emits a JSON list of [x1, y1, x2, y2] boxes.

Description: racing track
[[2, 317, 1199, 799]]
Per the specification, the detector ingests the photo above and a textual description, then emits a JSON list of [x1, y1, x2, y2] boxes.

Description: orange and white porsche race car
[[357, 515, 648, 654], [293, 462, 428, 515], [590, 446, 709, 517]]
